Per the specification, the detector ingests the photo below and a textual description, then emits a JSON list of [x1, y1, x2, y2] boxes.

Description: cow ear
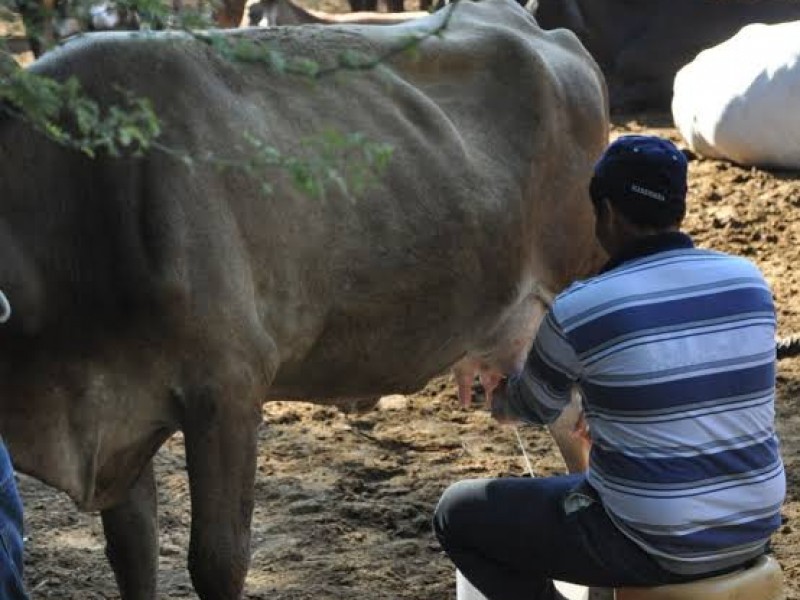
[[524, 0, 538, 14]]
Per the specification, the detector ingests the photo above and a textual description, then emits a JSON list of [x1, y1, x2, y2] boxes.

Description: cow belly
[[268, 283, 552, 401], [672, 21, 800, 169]]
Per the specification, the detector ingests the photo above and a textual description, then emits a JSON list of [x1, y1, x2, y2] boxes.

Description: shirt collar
[[600, 231, 694, 274]]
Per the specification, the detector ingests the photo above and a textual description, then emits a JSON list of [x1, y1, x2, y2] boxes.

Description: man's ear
[[595, 198, 619, 240], [593, 197, 611, 220]]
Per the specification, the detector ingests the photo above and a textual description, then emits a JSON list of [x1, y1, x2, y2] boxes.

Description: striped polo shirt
[[506, 231, 785, 575]]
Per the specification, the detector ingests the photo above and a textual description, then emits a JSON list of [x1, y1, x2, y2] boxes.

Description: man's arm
[[494, 309, 583, 425]]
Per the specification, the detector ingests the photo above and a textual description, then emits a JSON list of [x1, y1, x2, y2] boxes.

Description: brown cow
[[247, 0, 428, 26], [348, 0, 406, 14], [0, 0, 608, 597], [532, 0, 800, 111], [15, 0, 218, 57]]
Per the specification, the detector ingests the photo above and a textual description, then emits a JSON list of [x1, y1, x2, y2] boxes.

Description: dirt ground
[[8, 7, 800, 599]]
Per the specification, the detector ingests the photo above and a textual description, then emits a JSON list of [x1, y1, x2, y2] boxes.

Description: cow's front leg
[[183, 383, 261, 600], [101, 461, 158, 600]]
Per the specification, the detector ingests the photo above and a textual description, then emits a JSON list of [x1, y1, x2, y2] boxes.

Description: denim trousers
[[0, 440, 28, 600], [433, 474, 733, 600]]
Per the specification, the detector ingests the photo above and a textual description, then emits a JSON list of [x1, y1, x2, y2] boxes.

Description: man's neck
[[601, 230, 693, 273]]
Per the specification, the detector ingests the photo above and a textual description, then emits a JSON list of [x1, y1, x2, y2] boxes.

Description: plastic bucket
[[456, 569, 591, 600]]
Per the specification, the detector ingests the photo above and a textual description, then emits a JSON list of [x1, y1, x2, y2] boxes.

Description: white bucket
[[456, 569, 590, 600], [456, 570, 488, 600]]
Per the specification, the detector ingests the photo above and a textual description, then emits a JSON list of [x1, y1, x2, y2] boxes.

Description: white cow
[[672, 20, 800, 169]]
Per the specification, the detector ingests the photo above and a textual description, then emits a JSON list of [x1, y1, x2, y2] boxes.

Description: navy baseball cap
[[589, 135, 688, 227]]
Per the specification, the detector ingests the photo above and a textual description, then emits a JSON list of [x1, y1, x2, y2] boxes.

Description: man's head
[[589, 135, 688, 254]]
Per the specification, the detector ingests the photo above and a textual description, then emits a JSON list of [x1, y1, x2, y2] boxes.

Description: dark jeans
[[433, 475, 736, 600], [0, 440, 27, 600]]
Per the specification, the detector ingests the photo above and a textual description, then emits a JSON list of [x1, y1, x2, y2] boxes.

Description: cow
[[0, 0, 608, 597], [672, 20, 800, 169], [15, 0, 218, 57], [531, 0, 800, 112], [348, 0, 405, 14], [247, 0, 427, 26]]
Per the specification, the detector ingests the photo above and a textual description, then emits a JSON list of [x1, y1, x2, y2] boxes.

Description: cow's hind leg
[[182, 365, 264, 600], [385, 0, 404, 12], [348, 0, 377, 11], [101, 461, 159, 600]]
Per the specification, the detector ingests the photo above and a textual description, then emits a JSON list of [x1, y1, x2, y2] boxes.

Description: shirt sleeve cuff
[[504, 373, 567, 425]]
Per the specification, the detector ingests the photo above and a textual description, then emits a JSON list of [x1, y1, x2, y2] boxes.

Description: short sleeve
[[505, 309, 583, 424]]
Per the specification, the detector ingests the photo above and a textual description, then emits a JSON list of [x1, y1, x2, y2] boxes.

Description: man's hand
[[489, 377, 521, 425], [571, 410, 592, 444]]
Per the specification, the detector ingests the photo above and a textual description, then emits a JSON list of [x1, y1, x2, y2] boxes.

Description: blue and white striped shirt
[[507, 232, 785, 575]]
